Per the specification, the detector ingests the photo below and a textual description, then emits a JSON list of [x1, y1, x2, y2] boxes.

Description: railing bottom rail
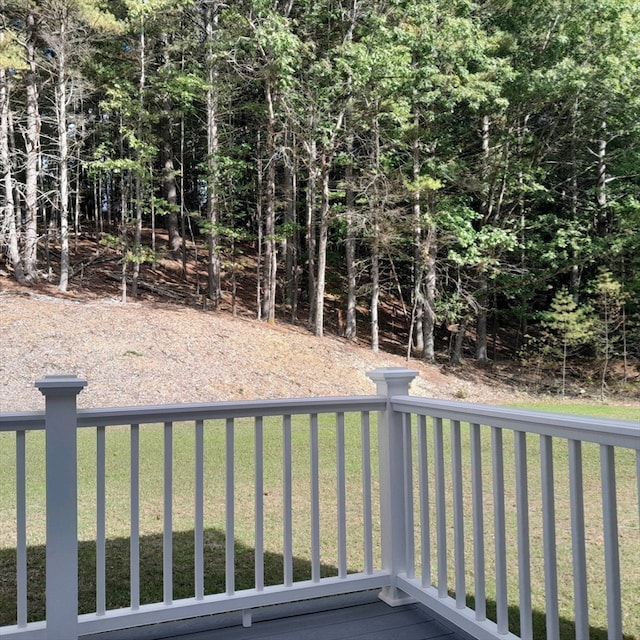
[[398, 576, 521, 640], [0, 572, 391, 640]]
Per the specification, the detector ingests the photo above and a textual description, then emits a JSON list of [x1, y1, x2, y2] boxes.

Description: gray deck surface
[[87, 591, 468, 640]]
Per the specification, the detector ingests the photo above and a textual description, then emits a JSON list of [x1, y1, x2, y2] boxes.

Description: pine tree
[[542, 287, 593, 397]]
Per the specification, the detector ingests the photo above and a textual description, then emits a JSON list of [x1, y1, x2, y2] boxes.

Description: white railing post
[[36, 375, 87, 640], [368, 367, 418, 606]]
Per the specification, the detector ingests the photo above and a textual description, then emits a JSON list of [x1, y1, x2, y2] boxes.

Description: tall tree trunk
[[421, 220, 437, 363], [160, 34, 182, 258], [255, 133, 263, 319], [476, 114, 490, 362], [371, 221, 380, 353], [305, 139, 318, 330], [205, 1, 221, 305], [162, 129, 181, 256], [410, 120, 426, 355], [132, 12, 146, 298], [1, 69, 26, 283], [343, 6, 357, 340], [23, 13, 40, 282], [56, 6, 70, 292], [312, 105, 345, 337], [314, 160, 330, 337], [476, 276, 488, 361], [344, 115, 357, 340], [450, 318, 467, 365], [262, 79, 277, 323], [569, 96, 581, 299], [596, 114, 608, 235], [370, 106, 381, 353], [282, 131, 298, 318]]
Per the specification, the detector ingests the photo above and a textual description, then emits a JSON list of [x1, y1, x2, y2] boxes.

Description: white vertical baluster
[[130, 424, 140, 610], [96, 426, 106, 615], [402, 413, 415, 579], [225, 418, 235, 595], [310, 413, 320, 582], [568, 439, 588, 639], [283, 415, 293, 587], [470, 423, 486, 621], [163, 422, 173, 605], [600, 444, 622, 640], [492, 427, 508, 634], [195, 420, 204, 600], [540, 434, 559, 640], [16, 431, 27, 628], [337, 412, 347, 578], [434, 417, 447, 598], [417, 415, 431, 588], [514, 430, 532, 639], [361, 412, 373, 575], [254, 417, 264, 591], [451, 420, 465, 609]]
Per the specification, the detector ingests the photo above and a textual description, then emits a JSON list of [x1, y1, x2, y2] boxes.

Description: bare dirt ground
[[0, 281, 530, 413]]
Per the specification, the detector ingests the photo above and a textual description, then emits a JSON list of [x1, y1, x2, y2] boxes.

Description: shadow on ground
[[0, 531, 634, 640]]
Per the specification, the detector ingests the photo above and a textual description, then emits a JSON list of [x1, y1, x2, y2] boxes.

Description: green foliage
[[100, 234, 156, 266], [542, 288, 594, 353], [0, 29, 28, 71], [2, 0, 640, 367]]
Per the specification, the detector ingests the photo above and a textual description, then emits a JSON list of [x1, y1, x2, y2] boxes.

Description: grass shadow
[[1, 537, 636, 639], [467, 593, 636, 640], [0, 528, 339, 626]]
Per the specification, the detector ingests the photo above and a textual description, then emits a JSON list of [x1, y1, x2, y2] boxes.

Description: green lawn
[[0, 403, 638, 639], [0, 414, 380, 624], [504, 401, 639, 422]]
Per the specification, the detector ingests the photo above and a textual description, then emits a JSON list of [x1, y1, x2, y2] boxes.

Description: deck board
[[178, 602, 453, 640], [84, 592, 468, 640]]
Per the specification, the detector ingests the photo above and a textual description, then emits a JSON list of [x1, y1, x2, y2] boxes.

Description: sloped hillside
[[0, 285, 523, 412]]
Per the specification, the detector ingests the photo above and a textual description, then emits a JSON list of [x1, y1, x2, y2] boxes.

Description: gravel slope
[[1, 288, 521, 412]]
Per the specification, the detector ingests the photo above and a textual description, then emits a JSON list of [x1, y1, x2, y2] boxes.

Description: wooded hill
[[1, 1, 639, 387]]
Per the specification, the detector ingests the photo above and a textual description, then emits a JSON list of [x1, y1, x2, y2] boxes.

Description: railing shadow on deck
[[1, 534, 636, 640]]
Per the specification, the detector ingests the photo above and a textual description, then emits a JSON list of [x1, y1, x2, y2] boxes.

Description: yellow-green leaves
[[0, 29, 27, 71]]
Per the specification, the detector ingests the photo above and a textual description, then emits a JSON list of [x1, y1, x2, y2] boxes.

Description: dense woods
[[1, 0, 639, 383]]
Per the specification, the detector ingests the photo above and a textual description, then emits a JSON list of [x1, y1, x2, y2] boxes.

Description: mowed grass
[[0, 403, 638, 639], [409, 404, 639, 640], [498, 402, 639, 639], [504, 402, 639, 422], [0, 414, 381, 625]]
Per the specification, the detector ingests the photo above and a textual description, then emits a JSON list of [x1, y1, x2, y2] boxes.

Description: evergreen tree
[[542, 287, 593, 397]]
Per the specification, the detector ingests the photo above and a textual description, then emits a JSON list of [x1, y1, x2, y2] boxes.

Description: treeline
[[1, 0, 639, 369]]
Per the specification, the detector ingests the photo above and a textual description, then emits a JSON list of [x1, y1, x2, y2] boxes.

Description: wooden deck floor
[[86, 592, 469, 640]]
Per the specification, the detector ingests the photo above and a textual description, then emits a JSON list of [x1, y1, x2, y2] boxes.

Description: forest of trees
[[1, 0, 639, 377]]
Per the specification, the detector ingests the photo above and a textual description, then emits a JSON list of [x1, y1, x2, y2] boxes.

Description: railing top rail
[[0, 411, 45, 432], [1, 397, 384, 430], [392, 395, 640, 449], [3, 394, 638, 448]]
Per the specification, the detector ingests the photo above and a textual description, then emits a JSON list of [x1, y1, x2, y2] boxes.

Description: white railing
[[0, 368, 638, 640], [390, 397, 640, 640]]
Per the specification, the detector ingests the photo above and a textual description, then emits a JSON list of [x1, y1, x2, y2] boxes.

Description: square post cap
[[35, 375, 87, 397], [367, 368, 418, 395]]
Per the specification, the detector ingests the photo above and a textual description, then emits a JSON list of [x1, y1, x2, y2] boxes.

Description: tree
[[591, 269, 625, 400], [34, 0, 120, 291], [0, 23, 28, 283], [542, 287, 593, 397], [202, 0, 222, 305]]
